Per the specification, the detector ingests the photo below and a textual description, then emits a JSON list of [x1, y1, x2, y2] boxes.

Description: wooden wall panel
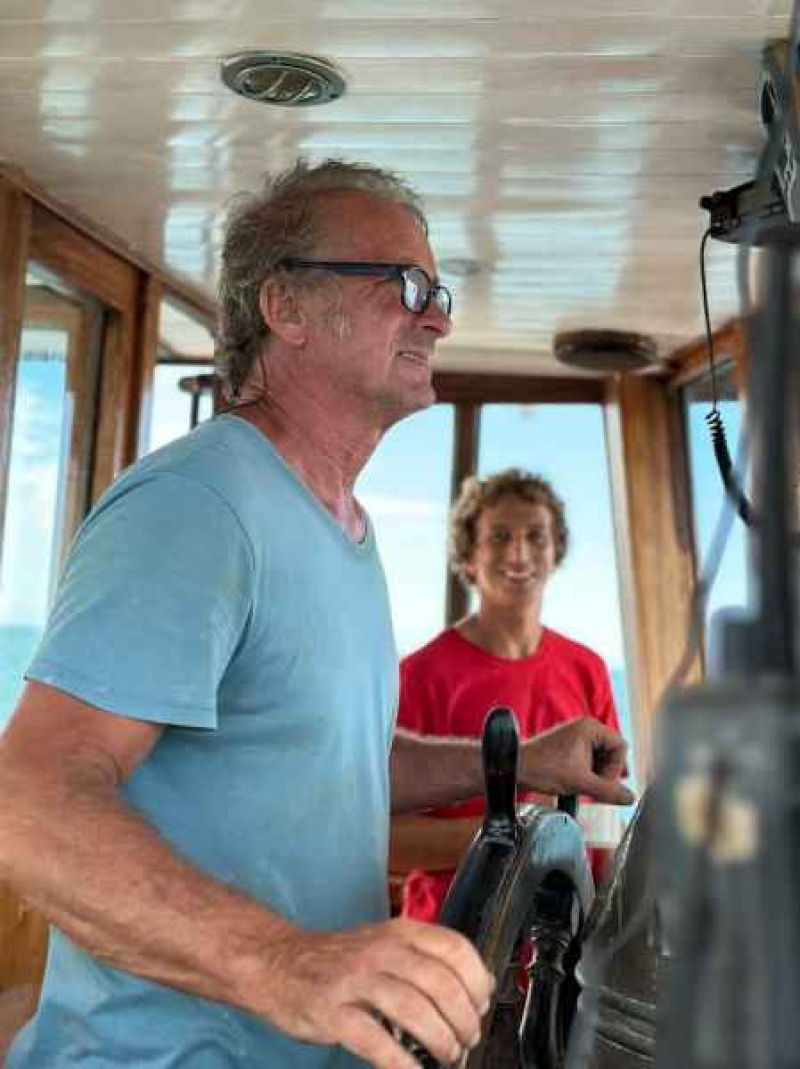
[[0, 178, 31, 570], [606, 374, 700, 781]]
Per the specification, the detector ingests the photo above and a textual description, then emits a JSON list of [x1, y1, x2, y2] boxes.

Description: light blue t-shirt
[[8, 415, 398, 1068]]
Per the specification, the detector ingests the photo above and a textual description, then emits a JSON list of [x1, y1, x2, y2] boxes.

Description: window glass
[[683, 364, 747, 662], [1, 267, 103, 727], [0, 329, 68, 728], [358, 405, 454, 657], [143, 297, 214, 453], [478, 403, 635, 785], [147, 364, 213, 452]]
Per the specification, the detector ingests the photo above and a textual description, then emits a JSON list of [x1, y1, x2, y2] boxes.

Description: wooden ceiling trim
[[0, 177, 31, 573], [432, 372, 605, 405], [666, 317, 747, 393], [29, 203, 138, 314], [0, 166, 215, 324]]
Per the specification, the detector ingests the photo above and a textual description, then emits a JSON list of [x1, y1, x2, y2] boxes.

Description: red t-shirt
[[396, 626, 621, 921]]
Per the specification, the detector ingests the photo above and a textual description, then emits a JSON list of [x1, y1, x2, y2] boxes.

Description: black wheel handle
[[399, 707, 520, 1066], [482, 706, 521, 841]]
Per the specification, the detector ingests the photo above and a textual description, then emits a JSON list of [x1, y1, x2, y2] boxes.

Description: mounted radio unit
[[701, 39, 800, 244]]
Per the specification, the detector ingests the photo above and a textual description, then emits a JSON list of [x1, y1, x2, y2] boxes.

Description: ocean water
[[0, 624, 42, 728]]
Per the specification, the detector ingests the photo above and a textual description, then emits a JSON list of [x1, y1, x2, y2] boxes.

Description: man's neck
[[233, 388, 380, 542], [458, 604, 544, 660]]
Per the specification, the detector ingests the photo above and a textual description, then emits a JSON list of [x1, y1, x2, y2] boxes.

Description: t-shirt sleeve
[[26, 473, 254, 730]]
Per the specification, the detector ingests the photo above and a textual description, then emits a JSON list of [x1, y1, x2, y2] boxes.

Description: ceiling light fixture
[[220, 51, 346, 107], [553, 329, 658, 373]]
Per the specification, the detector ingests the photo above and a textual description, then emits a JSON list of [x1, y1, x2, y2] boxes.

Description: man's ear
[[258, 280, 307, 346]]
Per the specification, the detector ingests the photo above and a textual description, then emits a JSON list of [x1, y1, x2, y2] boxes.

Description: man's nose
[[421, 300, 452, 338], [505, 535, 531, 562]]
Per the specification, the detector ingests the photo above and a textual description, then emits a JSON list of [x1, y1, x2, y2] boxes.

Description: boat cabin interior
[[0, 1, 791, 1062]]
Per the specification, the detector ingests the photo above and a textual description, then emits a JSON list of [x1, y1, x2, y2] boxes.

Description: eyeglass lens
[[403, 267, 452, 316]]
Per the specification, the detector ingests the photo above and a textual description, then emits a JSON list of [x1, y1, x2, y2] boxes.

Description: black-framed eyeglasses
[[278, 259, 453, 317]]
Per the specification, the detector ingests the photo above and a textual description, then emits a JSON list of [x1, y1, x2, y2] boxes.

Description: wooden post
[[127, 274, 163, 463], [605, 374, 700, 782], [445, 402, 480, 624], [0, 178, 31, 571]]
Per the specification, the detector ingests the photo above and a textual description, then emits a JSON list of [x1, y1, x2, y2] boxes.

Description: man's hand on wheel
[[260, 917, 494, 1067], [519, 718, 634, 805]]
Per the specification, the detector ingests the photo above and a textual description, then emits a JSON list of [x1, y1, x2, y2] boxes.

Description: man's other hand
[[261, 918, 494, 1067], [519, 718, 634, 805]]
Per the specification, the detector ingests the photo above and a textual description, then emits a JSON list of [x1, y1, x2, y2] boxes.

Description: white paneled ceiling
[[0, 1, 791, 373]]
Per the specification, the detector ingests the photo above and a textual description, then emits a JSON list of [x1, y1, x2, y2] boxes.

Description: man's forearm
[[0, 746, 294, 1021], [391, 719, 634, 814], [390, 729, 487, 813]]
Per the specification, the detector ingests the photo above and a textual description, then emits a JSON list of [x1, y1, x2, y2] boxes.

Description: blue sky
[[0, 330, 69, 629]]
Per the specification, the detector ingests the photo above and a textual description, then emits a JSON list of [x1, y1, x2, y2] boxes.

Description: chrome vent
[[220, 52, 346, 107]]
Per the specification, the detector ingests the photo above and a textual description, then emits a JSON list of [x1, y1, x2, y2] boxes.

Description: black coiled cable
[[705, 408, 755, 526]]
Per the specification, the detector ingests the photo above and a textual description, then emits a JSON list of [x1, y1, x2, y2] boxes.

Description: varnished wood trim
[[0, 179, 31, 572], [446, 404, 480, 624], [127, 275, 164, 463], [432, 372, 605, 405], [91, 311, 136, 502], [29, 204, 138, 314], [605, 375, 700, 781], [0, 883, 48, 1000], [1, 165, 214, 323], [666, 318, 747, 394]]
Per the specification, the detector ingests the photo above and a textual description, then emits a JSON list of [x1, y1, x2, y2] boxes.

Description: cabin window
[[682, 362, 747, 667], [147, 363, 213, 453], [142, 297, 214, 453], [358, 404, 454, 656], [0, 266, 104, 728], [478, 402, 635, 783]]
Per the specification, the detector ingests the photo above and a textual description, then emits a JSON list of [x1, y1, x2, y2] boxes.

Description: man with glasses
[[0, 159, 632, 1069]]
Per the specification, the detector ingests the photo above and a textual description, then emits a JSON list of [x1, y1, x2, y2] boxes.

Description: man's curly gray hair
[[216, 159, 428, 399]]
